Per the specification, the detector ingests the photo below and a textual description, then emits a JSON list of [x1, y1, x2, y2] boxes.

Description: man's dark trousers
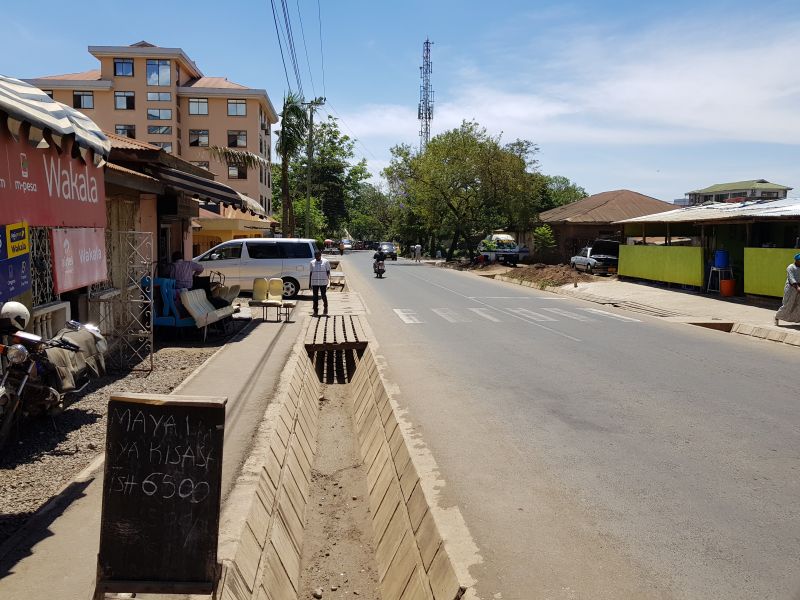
[[312, 285, 328, 315]]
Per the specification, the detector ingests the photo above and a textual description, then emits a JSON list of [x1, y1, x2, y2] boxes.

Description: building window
[[73, 91, 94, 109], [227, 130, 247, 148], [147, 91, 171, 101], [151, 141, 173, 153], [146, 59, 171, 86], [188, 98, 208, 115], [147, 125, 172, 135], [228, 164, 247, 179], [189, 129, 209, 147], [147, 108, 172, 120], [114, 58, 134, 77], [114, 91, 135, 110], [115, 124, 136, 138], [43, 90, 54, 99], [192, 161, 210, 170], [227, 99, 246, 116]]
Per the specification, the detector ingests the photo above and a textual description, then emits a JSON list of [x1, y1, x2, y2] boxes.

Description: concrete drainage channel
[[214, 314, 467, 600]]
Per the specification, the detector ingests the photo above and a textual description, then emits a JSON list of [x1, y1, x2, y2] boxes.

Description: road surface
[[345, 253, 800, 600]]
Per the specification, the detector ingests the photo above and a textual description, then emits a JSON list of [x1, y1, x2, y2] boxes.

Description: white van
[[194, 238, 319, 297]]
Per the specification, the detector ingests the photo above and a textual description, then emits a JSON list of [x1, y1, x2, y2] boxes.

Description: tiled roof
[[539, 190, 673, 224], [36, 69, 101, 81], [184, 77, 249, 89]]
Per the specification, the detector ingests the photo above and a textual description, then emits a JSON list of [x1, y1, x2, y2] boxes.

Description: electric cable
[[269, 0, 292, 92], [295, 0, 316, 97], [317, 0, 326, 98]]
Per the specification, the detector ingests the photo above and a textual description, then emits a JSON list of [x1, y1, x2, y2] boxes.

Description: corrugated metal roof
[[105, 131, 161, 151], [105, 162, 159, 181], [616, 197, 800, 224], [0, 75, 110, 158], [539, 190, 673, 224], [689, 179, 792, 194]]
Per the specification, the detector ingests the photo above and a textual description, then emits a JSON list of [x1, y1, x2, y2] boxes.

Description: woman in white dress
[[775, 253, 800, 325]]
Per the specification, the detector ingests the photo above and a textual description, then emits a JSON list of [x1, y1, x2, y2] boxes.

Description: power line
[[279, 0, 304, 97], [323, 103, 379, 161], [317, 0, 326, 98], [269, 0, 292, 92], [294, 0, 316, 97]]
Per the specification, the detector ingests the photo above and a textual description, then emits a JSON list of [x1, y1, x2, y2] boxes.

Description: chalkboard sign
[[95, 393, 226, 596]]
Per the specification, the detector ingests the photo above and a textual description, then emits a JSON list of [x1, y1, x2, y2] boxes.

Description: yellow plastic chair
[[248, 278, 270, 320], [264, 278, 285, 321]]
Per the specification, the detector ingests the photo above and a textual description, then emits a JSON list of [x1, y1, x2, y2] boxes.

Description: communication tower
[[418, 38, 434, 151]]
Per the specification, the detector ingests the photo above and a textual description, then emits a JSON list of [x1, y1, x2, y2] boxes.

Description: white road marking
[[467, 308, 502, 322], [403, 271, 581, 342], [507, 308, 557, 322], [467, 296, 567, 300], [393, 309, 423, 324], [542, 307, 597, 322], [582, 308, 641, 322], [432, 308, 471, 323]]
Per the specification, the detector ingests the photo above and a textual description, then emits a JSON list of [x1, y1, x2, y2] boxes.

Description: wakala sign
[[0, 129, 106, 228], [50, 228, 108, 293]]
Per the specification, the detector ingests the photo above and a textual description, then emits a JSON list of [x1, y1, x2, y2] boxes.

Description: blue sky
[[3, 0, 800, 201]]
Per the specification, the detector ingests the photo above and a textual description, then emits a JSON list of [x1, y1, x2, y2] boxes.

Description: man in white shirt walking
[[309, 250, 331, 316]]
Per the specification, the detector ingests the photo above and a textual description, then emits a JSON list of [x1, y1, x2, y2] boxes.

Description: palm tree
[[275, 92, 308, 237]]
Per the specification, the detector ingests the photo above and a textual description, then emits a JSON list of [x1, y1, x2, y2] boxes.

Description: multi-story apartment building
[[25, 41, 279, 215]]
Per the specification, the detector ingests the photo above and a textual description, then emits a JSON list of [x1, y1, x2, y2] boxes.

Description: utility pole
[[418, 38, 434, 152], [304, 97, 325, 239]]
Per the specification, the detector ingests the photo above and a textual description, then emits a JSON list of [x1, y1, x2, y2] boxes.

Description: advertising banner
[[0, 130, 107, 228], [0, 222, 31, 302], [51, 228, 107, 293]]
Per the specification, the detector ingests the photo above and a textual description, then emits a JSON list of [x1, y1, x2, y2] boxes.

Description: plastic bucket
[[714, 250, 729, 268], [720, 279, 736, 297]]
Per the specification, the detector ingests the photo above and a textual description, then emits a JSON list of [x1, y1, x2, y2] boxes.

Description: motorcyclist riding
[[373, 248, 387, 278]]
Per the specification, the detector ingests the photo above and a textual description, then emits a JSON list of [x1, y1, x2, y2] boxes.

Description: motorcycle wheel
[[0, 393, 21, 451]]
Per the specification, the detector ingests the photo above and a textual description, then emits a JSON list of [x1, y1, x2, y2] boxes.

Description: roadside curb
[[494, 274, 800, 349]]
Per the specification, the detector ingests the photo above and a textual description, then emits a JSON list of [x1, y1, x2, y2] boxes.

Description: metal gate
[[89, 231, 154, 372]]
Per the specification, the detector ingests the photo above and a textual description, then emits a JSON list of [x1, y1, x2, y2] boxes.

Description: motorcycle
[[0, 315, 108, 450], [373, 259, 385, 278]]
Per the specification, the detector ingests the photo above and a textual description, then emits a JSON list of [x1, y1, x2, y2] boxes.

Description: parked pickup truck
[[478, 234, 520, 265]]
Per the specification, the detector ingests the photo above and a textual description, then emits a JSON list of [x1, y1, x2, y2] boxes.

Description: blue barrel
[[714, 250, 729, 268]]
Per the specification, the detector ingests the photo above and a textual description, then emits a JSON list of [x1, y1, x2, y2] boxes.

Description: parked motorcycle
[[374, 260, 385, 278], [0, 302, 108, 450]]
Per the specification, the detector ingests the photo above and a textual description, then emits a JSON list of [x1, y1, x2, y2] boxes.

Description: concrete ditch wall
[[216, 338, 467, 600], [216, 347, 321, 600], [348, 349, 466, 600]]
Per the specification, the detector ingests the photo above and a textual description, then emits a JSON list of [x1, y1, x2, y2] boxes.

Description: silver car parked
[[194, 238, 318, 297], [570, 240, 620, 275]]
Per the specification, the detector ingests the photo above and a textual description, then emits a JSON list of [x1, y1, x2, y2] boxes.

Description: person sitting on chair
[[168, 251, 204, 291]]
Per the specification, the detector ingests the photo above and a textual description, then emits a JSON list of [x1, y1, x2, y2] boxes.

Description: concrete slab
[[400, 566, 435, 600], [376, 509, 409, 580], [233, 522, 261, 592], [247, 493, 272, 548], [373, 479, 403, 543], [427, 544, 462, 600], [415, 511, 442, 571], [406, 481, 428, 533], [399, 457, 420, 501], [368, 445, 393, 493], [380, 534, 418, 600], [277, 488, 305, 557], [261, 544, 297, 598], [369, 456, 395, 516], [271, 512, 302, 590]]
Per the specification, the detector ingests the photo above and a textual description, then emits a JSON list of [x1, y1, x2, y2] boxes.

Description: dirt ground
[[443, 260, 596, 288], [300, 384, 381, 600]]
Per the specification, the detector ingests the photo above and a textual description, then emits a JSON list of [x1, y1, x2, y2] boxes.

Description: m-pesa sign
[[50, 228, 107, 293], [0, 130, 106, 228]]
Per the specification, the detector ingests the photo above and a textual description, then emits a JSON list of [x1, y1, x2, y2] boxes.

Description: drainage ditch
[[216, 313, 466, 600]]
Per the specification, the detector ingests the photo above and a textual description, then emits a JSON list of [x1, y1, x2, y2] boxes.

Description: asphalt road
[[345, 253, 800, 600]]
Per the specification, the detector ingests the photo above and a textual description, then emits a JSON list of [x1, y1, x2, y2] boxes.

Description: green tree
[[532, 224, 557, 262], [291, 195, 326, 239], [275, 92, 308, 236], [544, 175, 586, 209]]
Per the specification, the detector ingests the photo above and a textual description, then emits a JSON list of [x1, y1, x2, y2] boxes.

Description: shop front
[[0, 76, 111, 335]]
